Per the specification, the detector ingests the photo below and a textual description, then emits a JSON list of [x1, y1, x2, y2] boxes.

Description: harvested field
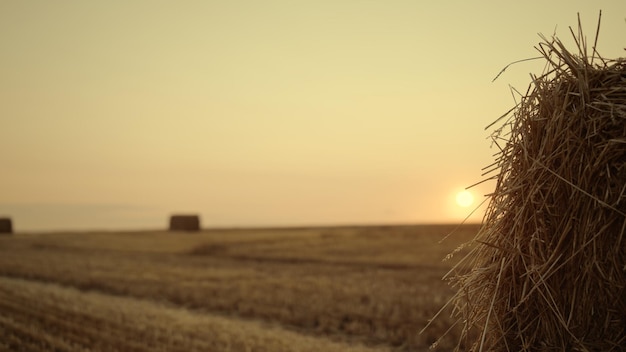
[[0, 224, 479, 351]]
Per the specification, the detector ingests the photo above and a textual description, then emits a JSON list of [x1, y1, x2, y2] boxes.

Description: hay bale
[[448, 18, 626, 351], [169, 214, 201, 232], [0, 217, 12, 234]]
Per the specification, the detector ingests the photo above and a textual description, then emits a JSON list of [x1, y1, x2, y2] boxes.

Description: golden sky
[[1, 1, 625, 231]]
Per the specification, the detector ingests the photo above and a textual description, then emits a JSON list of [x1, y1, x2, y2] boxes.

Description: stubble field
[[0, 223, 480, 351]]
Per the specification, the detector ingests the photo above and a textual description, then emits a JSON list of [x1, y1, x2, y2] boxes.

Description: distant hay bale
[[169, 215, 201, 232], [447, 17, 626, 351], [0, 217, 12, 234]]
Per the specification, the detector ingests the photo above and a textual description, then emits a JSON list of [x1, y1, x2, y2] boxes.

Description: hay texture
[[169, 215, 201, 232], [448, 20, 626, 351], [0, 217, 12, 234]]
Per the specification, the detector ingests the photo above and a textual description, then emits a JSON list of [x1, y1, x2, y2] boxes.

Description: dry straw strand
[[444, 12, 626, 351]]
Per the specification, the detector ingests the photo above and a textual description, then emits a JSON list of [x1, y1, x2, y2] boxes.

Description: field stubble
[[0, 224, 479, 351]]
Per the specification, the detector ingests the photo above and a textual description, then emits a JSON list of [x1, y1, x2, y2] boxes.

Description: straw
[[447, 13, 626, 351]]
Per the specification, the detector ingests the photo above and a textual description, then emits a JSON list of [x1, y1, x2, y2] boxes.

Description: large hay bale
[[169, 214, 201, 232], [448, 19, 626, 351], [0, 217, 12, 234]]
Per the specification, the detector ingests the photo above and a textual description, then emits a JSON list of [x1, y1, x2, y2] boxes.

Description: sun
[[456, 190, 474, 208]]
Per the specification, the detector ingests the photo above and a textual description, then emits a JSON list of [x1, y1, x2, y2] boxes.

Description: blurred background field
[[0, 223, 478, 351]]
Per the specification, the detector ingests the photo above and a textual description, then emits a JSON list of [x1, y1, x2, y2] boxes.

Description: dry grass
[[446, 14, 626, 351], [0, 224, 479, 351], [0, 276, 387, 352]]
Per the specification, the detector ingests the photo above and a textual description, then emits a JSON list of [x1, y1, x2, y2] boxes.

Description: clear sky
[[1, 1, 625, 231]]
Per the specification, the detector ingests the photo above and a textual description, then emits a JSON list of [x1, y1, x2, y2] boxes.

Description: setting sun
[[456, 190, 474, 208]]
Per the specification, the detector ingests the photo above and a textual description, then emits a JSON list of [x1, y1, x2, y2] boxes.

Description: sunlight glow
[[456, 190, 474, 208]]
